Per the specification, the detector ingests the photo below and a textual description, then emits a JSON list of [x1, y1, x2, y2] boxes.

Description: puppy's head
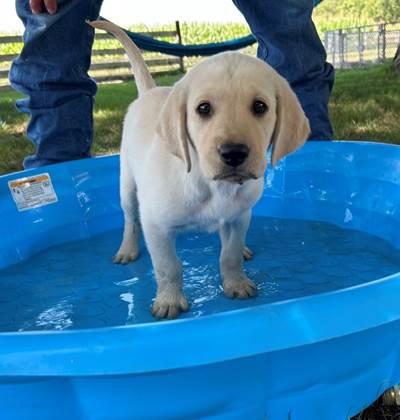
[[157, 52, 310, 183]]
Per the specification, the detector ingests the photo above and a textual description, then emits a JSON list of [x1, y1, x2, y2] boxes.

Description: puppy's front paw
[[152, 292, 189, 320], [113, 248, 139, 264], [223, 276, 257, 299]]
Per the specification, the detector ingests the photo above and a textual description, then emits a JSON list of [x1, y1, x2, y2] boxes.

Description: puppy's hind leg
[[243, 245, 254, 261], [113, 167, 140, 264]]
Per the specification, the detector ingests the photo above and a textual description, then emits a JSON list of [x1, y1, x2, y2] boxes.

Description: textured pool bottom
[[0, 217, 399, 332]]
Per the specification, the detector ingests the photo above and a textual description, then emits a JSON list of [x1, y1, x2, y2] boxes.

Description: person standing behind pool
[[232, 0, 334, 141], [9, 0, 103, 169], [9, 0, 334, 170]]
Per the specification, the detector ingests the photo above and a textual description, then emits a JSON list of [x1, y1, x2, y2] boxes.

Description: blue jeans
[[10, 0, 333, 170], [9, 0, 103, 169], [233, 0, 334, 140]]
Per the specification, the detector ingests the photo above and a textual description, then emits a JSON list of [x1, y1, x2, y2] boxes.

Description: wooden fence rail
[[0, 22, 184, 90]]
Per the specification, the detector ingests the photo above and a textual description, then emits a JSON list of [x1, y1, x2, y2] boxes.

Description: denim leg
[[9, 0, 103, 169], [232, 0, 335, 140]]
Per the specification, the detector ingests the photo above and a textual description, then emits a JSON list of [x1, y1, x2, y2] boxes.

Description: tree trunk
[[394, 44, 400, 70]]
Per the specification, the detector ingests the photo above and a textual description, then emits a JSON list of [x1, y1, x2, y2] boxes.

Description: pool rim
[[0, 140, 399, 377]]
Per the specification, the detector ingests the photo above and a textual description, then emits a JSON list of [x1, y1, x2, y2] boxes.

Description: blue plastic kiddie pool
[[0, 141, 399, 420]]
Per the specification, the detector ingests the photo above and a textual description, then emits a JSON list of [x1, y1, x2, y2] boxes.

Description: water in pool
[[0, 217, 399, 332]]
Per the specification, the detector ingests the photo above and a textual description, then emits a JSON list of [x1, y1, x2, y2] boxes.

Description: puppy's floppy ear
[[156, 82, 191, 172], [271, 75, 310, 167]]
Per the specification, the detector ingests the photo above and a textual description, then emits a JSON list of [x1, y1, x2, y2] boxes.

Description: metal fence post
[[378, 23, 387, 62], [382, 23, 387, 61], [324, 31, 328, 60], [338, 29, 344, 68], [332, 30, 336, 67]]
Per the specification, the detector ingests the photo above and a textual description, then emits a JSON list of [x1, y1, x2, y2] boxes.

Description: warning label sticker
[[8, 173, 58, 212]]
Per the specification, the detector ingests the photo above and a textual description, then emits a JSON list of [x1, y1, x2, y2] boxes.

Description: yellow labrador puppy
[[89, 20, 310, 320]]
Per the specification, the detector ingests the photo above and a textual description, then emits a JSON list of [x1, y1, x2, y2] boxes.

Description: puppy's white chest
[[187, 180, 261, 232]]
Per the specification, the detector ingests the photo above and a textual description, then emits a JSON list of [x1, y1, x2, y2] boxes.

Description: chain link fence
[[323, 22, 400, 68]]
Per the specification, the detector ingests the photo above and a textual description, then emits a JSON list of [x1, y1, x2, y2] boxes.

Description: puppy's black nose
[[218, 143, 249, 167]]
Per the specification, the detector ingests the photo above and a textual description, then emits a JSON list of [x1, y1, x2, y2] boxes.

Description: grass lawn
[[0, 63, 399, 175]]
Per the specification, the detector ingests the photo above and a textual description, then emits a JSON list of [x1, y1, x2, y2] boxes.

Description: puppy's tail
[[88, 19, 156, 96]]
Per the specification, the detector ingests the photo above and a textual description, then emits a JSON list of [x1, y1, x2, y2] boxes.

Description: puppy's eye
[[197, 102, 212, 116], [253, 100, 268, 116]]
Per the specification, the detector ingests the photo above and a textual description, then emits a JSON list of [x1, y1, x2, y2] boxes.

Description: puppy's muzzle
[[218, 143, 249, 168]]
